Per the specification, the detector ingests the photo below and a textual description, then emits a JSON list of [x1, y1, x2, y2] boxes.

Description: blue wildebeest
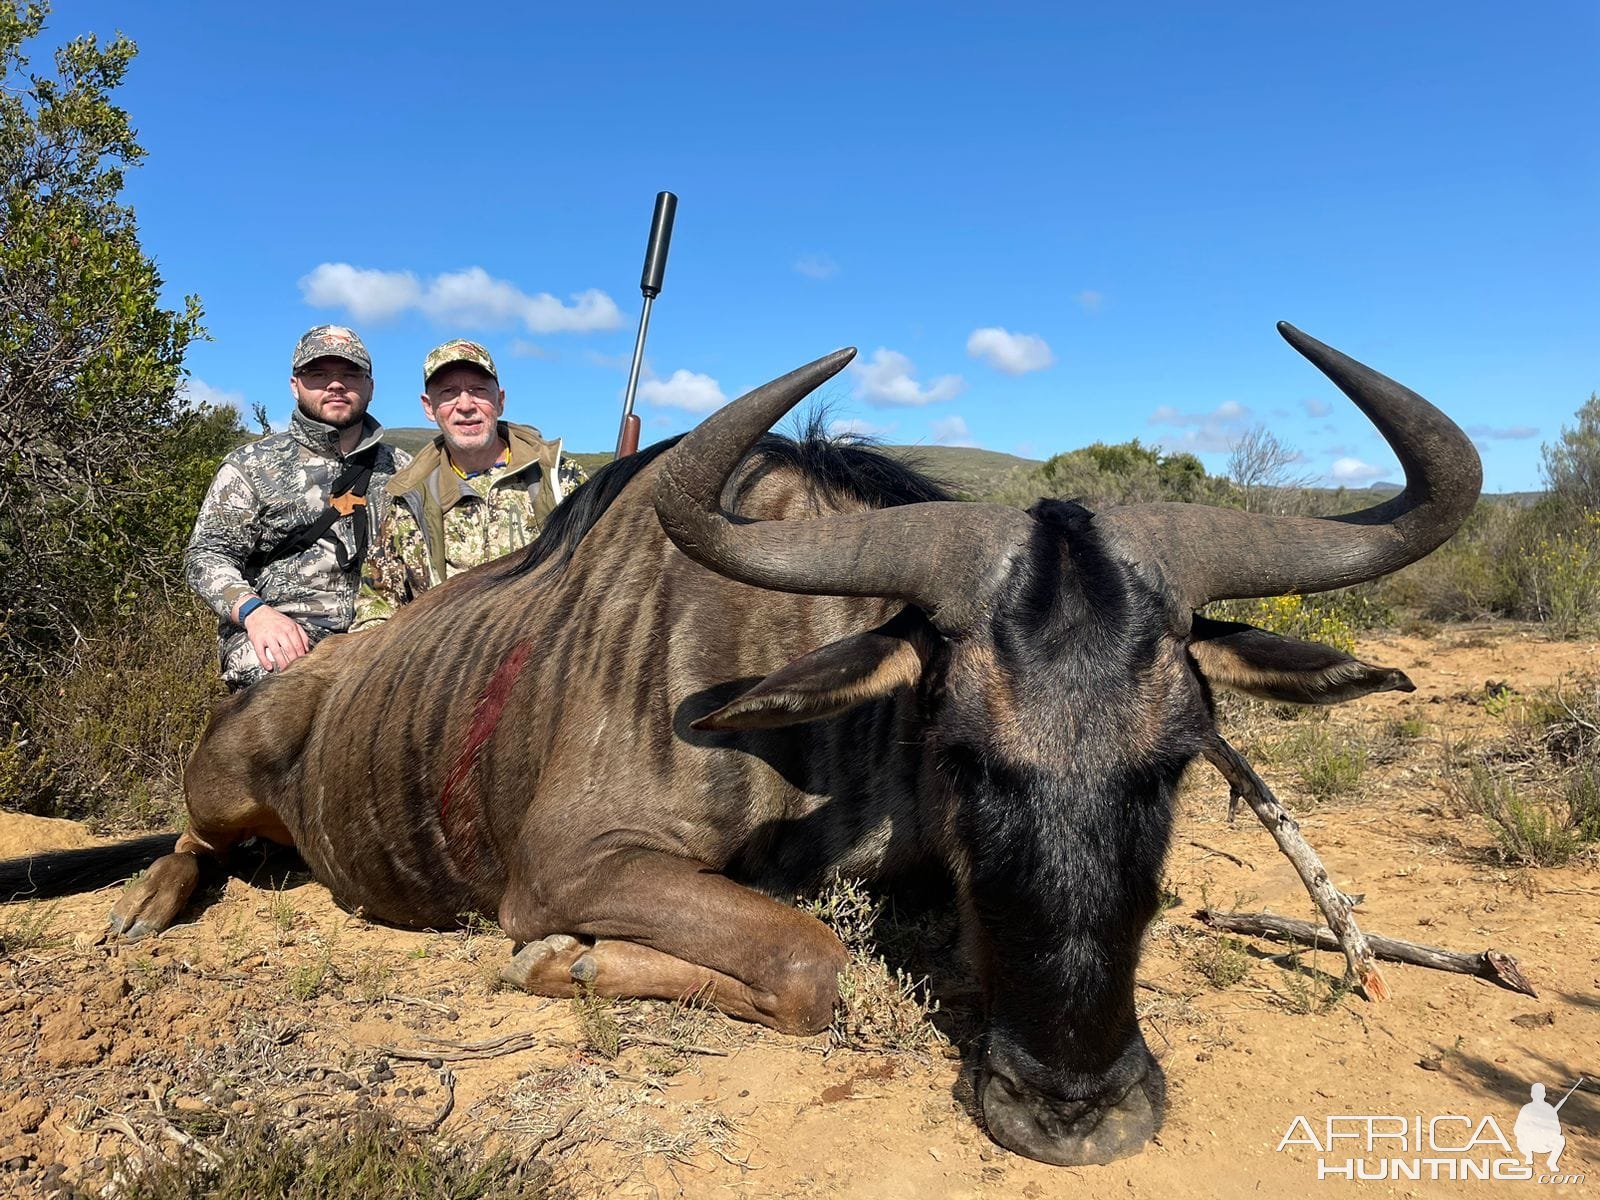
[[1, 324, 1479, 1165]]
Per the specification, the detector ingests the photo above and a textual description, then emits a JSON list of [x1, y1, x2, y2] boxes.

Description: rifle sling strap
[[251, 447, 380, 574]]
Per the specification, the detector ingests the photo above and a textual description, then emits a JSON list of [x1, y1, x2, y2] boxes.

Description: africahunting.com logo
[[1277, 1078, 1587, 1183]]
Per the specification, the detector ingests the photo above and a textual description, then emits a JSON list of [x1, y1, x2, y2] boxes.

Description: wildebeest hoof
[[569, 954, 598, 983], [499, 933, 588, 991]]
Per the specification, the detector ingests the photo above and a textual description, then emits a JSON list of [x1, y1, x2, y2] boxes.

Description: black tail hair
[[0, 833, 178, 902]]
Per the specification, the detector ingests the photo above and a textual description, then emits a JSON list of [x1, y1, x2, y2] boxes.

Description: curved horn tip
[[1276, 320, 1323, 355]]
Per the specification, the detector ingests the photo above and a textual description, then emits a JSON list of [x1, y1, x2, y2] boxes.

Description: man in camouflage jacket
[[186, 325, 409, 689], [353, 339, 587, 629]]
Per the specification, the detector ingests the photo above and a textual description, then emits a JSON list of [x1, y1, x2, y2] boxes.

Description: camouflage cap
[[292, 325, 372, 373], [423, 339, 498, 385]]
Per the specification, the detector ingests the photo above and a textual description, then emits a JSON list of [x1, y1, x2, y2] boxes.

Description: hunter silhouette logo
[[1276, 1076, 1587, 1183], [1515, 1079, 1582, 1172]]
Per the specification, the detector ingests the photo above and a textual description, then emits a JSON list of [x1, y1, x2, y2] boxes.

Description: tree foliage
[[1542, 392, 1600, 514], [0, 2, 239, 691], [991, 437, 1227, 508]]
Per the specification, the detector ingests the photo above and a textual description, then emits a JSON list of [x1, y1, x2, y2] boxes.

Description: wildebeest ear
[[1187, 615, 1415, 705], [692, 614, 929, 731]]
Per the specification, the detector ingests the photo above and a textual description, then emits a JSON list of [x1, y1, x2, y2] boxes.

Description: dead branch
[[418, 1030, 537, 1052], [409, 1068, 456, 1133], [531, 1103, 584, 1156], [1197, 907, 1538, 997], [1204, 735, 1391, 1001], [623, 1033, 729, 1057], [378, 1031, 540, 1063], [1187, 840, 1253, 869], [382, 992, 459, 1016]]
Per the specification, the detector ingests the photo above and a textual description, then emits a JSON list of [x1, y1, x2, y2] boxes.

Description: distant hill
[[377, 430, 1535, 506], [379, 428, 1040, 500]]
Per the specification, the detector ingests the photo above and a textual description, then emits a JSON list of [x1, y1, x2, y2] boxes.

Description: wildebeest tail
[[0, 833, 178, 902]]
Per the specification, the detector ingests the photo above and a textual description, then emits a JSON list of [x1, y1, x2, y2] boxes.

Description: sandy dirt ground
[[1, 625, 1597, 1198]]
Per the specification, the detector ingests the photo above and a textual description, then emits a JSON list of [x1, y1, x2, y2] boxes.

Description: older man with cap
[[353, 338, 587, 628], [186, 325, 409, 689]]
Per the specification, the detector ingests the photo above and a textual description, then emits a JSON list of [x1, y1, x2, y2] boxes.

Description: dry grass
[[114, 1114, 546, 1200], [800, 876, 947, 1054], [1450, 675, 1600, 866]]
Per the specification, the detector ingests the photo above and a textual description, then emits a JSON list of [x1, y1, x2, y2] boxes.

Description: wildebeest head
[[653, 324, 1481, 1165]]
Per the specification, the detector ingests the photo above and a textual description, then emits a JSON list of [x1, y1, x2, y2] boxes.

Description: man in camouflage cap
[[186, 325, 409, 688], [353, 339, 587, 628]]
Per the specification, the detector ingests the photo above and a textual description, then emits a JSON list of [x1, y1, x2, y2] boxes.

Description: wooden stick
[[1187, 840, 1253, 870], [378, 1031, 540, 1062], [1203, 735, 1391, 1001], [1196, 907, 1539, 998]]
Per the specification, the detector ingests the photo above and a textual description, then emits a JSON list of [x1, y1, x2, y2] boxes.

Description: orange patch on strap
[[439, 640, 533, 866], [330, 492, 367, 516]]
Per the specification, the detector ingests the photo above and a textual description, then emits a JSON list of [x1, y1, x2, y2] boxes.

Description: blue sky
[[61, 2, 1599, 491]]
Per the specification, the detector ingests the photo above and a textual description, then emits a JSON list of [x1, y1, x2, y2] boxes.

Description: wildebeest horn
[[1095, 322, 1482, 610], [654, 348, 1033, 633]]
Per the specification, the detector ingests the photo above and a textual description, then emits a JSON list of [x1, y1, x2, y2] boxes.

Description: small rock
[[172, 1096, 208, 1115], [426, 1058, 443, 1070], [1419, 1058, 1443, 1072], [12, 1098, 48, 1134]]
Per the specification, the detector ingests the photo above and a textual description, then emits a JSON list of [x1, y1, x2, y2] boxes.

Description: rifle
[[615, 191, 677, 459], [1553, 1076, 1586, 1111]]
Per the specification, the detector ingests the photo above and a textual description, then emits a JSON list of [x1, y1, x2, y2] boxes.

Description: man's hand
[[242, 604, 311, 672]]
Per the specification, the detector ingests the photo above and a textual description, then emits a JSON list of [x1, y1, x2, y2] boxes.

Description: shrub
[[1207, 591, 1388, 655], [1192, 935, 1252, 989], [3, 596, 222, 824], [117, 1114, 545, 1200], [1454, 765, 1590, 867]]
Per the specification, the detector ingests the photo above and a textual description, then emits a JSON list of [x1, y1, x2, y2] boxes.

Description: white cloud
[[1330, 456, 1384, 483], [178, 377, 247, 416], [510, 340, 555, 360], [850, 348, 964, 408], [299, 263, 422, 321], [829, 417, 894, 438], [1303, 397, 1332, 418], [1076, 290, 1103, 313], [1148, 399, 1254, 453], [584, 349, 635, 371], [931, 415, 977, 447], [966, 327, 1055, 376], [793, 253, 839, 280], [637, 369, 727, 413], [1467, 424, 1538, 441], [299, 262, 624, 334]]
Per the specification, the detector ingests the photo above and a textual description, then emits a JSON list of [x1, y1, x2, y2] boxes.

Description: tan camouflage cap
[[423, 339, 498, 385], [292, 324, 372, 373]]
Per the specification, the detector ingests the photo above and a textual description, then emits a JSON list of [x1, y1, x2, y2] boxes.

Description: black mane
[[503, 421, 956, 581]]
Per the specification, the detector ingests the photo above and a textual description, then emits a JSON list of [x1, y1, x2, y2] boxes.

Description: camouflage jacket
[[352, 422, 586, 630], [185, 410, 410, 686]]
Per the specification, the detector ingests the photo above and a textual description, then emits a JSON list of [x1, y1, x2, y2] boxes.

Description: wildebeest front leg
[[109, 718, 293, 940], [499, 852, 849, 1035]]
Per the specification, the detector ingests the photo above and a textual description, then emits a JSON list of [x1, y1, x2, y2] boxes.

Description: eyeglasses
[[430, 382, 497, 409]]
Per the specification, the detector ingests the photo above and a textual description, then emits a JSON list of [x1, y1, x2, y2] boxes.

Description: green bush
[[3, 596, 221, 824], [989, 439, 1231, 509], [1455, 765, 1591, 867]]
